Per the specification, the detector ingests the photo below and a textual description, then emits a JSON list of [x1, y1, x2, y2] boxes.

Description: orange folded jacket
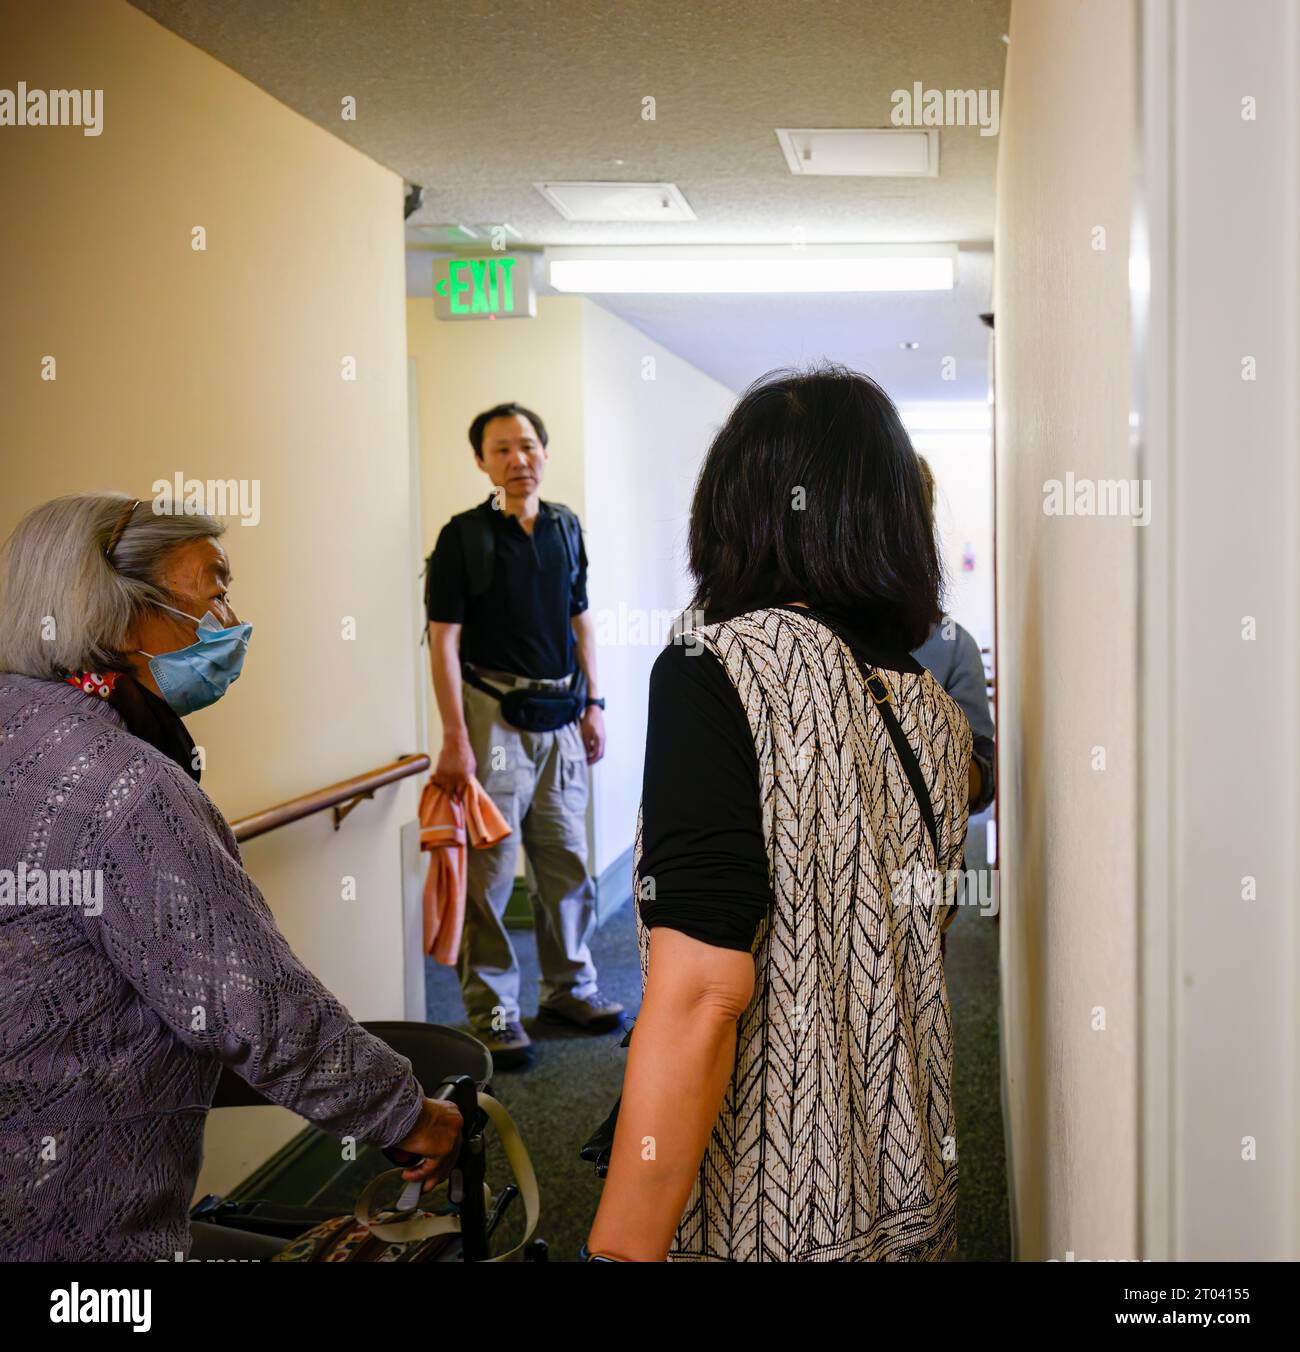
[[418, 775, 512, 965]]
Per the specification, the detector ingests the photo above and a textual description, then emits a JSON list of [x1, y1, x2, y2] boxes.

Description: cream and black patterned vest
[[634, 606, 972, 1262]]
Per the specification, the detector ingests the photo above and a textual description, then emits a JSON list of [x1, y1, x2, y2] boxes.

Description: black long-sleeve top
[[636, 604, 927, 952]]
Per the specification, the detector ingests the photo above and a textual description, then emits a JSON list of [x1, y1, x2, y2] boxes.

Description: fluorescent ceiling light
[[546, 245, 956, 294], [898, 401, 992, 432], [899, 402, 992, 451]]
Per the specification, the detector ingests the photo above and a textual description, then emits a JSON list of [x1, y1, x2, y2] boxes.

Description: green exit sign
[[433, 254, 535, 321]]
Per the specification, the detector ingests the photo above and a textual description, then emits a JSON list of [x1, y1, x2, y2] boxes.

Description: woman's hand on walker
[[392, 1096, 464, 1191]]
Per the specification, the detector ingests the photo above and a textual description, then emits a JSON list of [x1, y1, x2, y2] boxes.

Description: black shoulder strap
[[547, 502, 582, 588], [453, 503, 580, 604], [454, 512, 496, 599], [421, 550, 435, 620], [864, 670, 941, 864]]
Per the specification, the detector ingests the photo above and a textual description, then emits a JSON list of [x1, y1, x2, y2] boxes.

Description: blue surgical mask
[[139, 603, 253, 716]]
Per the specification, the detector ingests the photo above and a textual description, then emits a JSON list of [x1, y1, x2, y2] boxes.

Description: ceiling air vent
[[534, 181, 696, 223], [775, 128, 939, 177], [405, 223, 481, 245], [405, 223, 523, 244]]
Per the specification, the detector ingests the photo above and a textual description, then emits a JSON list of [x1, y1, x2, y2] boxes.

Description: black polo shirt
[[425, 496, 588, 679]]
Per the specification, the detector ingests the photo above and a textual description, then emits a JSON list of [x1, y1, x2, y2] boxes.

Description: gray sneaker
[[538, 989, 625, 1033], [479, 1020, 534, 1071]]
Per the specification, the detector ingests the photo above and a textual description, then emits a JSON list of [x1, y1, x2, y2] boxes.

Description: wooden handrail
[[230, 753, 430, 843]]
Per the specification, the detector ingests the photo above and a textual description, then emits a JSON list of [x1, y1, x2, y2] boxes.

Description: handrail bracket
[[332, 789, 377, 830]]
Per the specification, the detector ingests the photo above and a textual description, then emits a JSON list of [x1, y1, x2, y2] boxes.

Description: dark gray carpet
[[425, 882, 1009, 1262], [945, 882, 1012, 1260]]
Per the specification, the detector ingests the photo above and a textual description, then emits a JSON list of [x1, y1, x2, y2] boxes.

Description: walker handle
[[382, 1074, 476, 1210]]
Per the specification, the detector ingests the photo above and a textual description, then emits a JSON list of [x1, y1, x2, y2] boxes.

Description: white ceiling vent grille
[[405, 223, 479, 245], [775, 128, 939, 177], [405, 222, 522, 245], [533, 181, 696, 223]]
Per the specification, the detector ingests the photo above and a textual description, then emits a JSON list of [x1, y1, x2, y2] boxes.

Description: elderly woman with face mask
[[0, 493, 461, 1261]]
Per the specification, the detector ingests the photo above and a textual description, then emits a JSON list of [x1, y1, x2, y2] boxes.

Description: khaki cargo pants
[[459, 669, 599, 1034]]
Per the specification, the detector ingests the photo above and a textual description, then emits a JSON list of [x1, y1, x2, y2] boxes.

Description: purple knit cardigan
[[0, 674, 423, 1260]]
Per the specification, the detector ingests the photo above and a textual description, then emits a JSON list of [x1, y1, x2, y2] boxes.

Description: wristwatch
[[579, 1244, 618, 1262], [584, 696, 606, 710]]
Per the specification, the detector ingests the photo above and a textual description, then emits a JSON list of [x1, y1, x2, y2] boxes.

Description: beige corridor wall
[[579, 301, 734, 878], [994, 0, 1138, 1258], [0, 0, 422, 1192], [409, 293, 589, 560]]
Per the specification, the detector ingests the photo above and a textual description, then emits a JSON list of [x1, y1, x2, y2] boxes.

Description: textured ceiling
[[131, 0, 1007, 396], [131, 0, 1009, 246]]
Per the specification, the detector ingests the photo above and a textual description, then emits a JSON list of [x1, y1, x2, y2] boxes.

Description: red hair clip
[[66, 670, 120, 699]]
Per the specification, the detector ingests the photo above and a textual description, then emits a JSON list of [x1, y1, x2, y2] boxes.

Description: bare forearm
[[428, 627, 466, 739], [572, 612, 600, 698], [587, 988, 739, 1260]]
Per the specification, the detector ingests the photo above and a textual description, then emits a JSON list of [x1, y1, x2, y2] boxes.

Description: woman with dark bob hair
[[586, 365, 972, 1262]]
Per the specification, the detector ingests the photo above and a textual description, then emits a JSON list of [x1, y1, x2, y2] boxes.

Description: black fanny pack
[[462, 662, 587, 733]]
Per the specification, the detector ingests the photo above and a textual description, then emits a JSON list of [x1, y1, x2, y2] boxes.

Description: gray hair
[[0, 493, 226, 680]]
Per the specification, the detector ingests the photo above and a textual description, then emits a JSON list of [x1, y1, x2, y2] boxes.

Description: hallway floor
[[425, 891, 1010, 1261]]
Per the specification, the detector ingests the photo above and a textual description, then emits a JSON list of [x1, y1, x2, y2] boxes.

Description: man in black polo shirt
[[425, 402, 622, 1069]]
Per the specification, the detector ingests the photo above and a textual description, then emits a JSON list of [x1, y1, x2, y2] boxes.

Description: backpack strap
[[452, 503, 581, 602], [546, 502, 582, 594], [454, 512, 496, 599], [864, 670, 941, 864]]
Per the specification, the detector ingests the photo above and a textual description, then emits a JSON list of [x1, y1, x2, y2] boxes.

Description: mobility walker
[[191, 1021, 546, 1261]]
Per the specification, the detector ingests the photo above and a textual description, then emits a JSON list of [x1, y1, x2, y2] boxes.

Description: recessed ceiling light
[[534, 181, 696, 223]]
